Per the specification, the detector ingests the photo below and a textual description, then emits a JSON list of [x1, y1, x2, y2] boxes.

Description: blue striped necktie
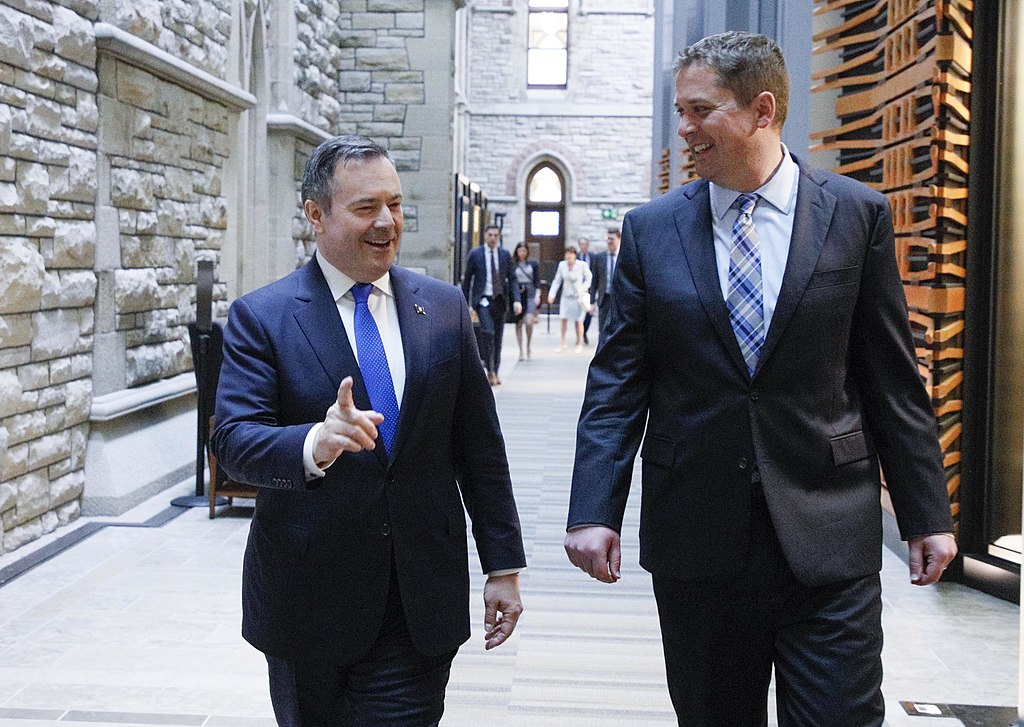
[[726, 193, 765, 376], [351, 283, 400, 453]]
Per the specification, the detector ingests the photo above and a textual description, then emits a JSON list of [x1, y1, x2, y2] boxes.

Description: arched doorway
[[524, 162, 566, 290]]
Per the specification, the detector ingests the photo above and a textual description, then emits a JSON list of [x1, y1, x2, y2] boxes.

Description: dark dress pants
[[652, 493, 884, 727], [475, 296, 506, 374], [267, 565, 456, 727]]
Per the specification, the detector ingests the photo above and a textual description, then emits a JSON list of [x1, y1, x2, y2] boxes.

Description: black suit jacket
[[462, 245, 512, 308], [568, 158, 952, 587], [212, 257, 526, 662]]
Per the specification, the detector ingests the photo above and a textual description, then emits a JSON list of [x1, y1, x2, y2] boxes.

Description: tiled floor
[[0, 322, 1019, 726]]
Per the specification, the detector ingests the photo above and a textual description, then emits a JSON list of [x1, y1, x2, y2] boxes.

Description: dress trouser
[[266, 563, 456, 727], [651, 490, 884, 727], [475, 296, 506, 373]]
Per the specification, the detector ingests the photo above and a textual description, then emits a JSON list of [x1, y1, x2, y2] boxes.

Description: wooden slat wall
[[812, 0, 971, 531]]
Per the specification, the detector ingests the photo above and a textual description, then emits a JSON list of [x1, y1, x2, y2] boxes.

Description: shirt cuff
[[303, 423, 334, 481], [487, 568, 523, 578]]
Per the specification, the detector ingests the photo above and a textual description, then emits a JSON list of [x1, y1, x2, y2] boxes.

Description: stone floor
[[0, 320, 1019, 726]]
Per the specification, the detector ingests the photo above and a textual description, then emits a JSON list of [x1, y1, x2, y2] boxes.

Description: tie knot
[[351, 283, 373, 305], [735, 193, 758, 216]]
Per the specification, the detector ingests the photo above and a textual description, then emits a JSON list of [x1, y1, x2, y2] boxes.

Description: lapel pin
[[414, 303, 426, 315]]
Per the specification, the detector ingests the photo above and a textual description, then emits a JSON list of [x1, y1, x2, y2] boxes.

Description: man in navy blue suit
[[564, 32, 956, 726], [212, 135, 525, 726], [461, 225, 511, 385]]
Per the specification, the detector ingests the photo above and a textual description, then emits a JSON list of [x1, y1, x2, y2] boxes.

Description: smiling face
[[674, 63, 779, 192], [303, 155, 403, 283]]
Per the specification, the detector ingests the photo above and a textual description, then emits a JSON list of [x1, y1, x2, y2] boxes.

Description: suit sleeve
[[450, 294, 527, 572], [567, 213, 651, 531], [211, 296, 313, 491], [548, 263, 563, 299], [849, 198, 953, 539]]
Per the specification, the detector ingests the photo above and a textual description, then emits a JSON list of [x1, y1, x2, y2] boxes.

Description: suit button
[[749, 390, 759, 401], [386, 472, 396, 485], [381, 522, 391, 536], [738, 457, 749, 470]]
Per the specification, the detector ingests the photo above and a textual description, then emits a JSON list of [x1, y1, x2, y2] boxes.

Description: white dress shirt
[[303, 252, 406, 478], [484, 245, 499, 298], [709, 145, 799, 337]]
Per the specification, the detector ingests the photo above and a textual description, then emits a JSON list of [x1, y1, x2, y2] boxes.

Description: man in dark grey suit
[[564, 32, 956, 726], [213, 136, 525, 726], [587, 228, 620, 348]]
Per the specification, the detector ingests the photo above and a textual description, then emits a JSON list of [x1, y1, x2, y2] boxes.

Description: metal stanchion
[[173, 260, 227, 509]]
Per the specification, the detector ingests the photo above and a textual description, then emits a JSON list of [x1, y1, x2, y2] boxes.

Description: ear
[[753, 91, 777, 129], [303, 199, 325, 233]]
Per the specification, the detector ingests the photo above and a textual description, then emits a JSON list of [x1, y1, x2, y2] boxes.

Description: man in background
[[463, 225, 512, 385]]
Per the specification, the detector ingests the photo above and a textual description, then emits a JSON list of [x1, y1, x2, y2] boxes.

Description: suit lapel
[[675, 181, 750, 378], [388, 266, 429, 464], [292, 260, 374, 409], [755, 165, 836, 374]]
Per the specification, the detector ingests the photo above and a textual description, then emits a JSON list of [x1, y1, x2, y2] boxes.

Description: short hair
[[301, 135, 391, 213], [484, 224, 502, 234], [607, 228, 621, 237], [673, 31, 789, 129], [564, 246, 578, 256]]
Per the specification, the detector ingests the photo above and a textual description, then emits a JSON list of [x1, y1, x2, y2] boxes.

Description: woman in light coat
[[547, 246, 593, 352]]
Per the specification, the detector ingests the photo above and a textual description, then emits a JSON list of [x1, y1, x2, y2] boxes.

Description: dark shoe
[[583, 334, 590, 345]]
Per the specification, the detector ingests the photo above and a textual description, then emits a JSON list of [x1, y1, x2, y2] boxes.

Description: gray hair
[[301, 135, 392, 213], [673, 31, 790, 129]]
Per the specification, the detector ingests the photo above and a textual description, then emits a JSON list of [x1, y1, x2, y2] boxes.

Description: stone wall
[[0, 0, 461, 554], [0, 0, 100, 551], [98, 58, 232, 389], [464, 1, 654, 250]]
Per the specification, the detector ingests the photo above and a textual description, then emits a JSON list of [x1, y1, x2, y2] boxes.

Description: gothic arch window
[[527, 0, 569, 88], [525, 162, 567, 286]]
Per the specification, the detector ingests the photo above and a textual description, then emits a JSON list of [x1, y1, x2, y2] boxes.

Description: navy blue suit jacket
[[212, 257, 526, 661], [568, 158, 952, 587], [462, 245, 512, 307]]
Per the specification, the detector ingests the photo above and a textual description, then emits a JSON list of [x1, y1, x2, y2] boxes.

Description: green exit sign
[[601, 208, 618, 219]]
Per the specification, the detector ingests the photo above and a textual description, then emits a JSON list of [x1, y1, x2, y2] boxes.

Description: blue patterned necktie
[[351, 283, 400, 453], [726, 193, 765, 376]]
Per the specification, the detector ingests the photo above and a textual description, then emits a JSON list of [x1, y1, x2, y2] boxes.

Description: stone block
[[63, 377, 91, 427], [57, 270, 97, 307], [1, 440, 28, 479], [0, 313, 33, 349], [53, 5, 95, 67], [29, 431, 70, 470], [394, 11, 423, 30], [352, 13, 395, 30], [110, 167, 154, 210], [17, 362, 48, 390], [0, 213, 25, 234], [40, 508, 58, 533], [116, 63, 160, 112], [0, 4, 37, 70], [0, 475, 15, 512], [50, 219, 95, 268], [0, 239, 44, 313], [126, 338, 189, 386], [12, 469, 46, 523], [338, 29, 377, 47], [114, 268, 159, 314], [385, 82, 424, 104], [27, 215, 56, 237], [17, 161, 50, 214], [31, 308, 82, 359], [24, 95, 63, 140], [51, 145, 97, 202], [157, 167, 193, 202], [355, 47, 408, 70], [63, 62, 98, 93], [50, 467, 83, 507], [367, 0, 422, 10], [3, 515, 42, 549], [356, 121, 403, 138], [56, 498, 79, 525], [108, 0, 161, 43], [0, 346, 30, 368]]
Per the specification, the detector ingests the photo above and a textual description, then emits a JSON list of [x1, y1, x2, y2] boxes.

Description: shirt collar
[[710, 144, 798, 222], [315, 251, 393, 302]]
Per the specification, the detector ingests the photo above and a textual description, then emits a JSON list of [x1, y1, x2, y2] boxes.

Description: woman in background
[[509, 242, 542, 360], [547, 246, 592, 353]]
